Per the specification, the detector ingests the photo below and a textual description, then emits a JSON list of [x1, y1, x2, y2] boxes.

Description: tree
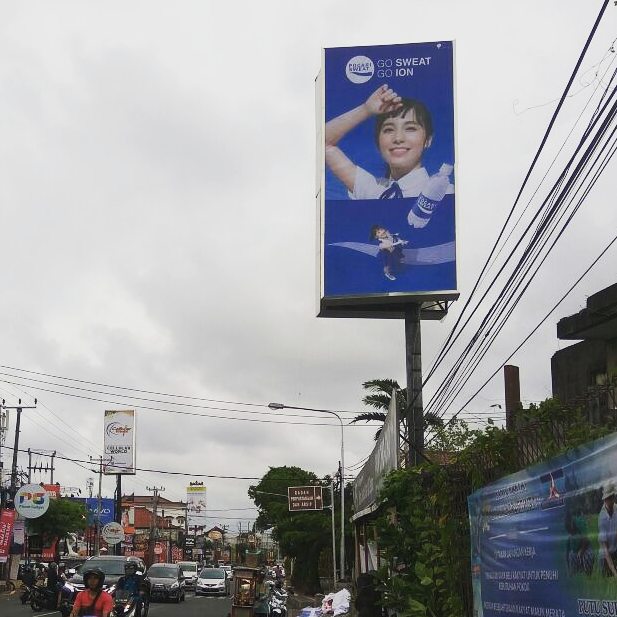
[[248, 466, 332, 595], [351, 378, 444, 441], [27, 498, 87, 544]]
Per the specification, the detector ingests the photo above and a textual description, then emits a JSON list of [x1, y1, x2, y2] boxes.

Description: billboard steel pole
[[405, 305, 424, 466]]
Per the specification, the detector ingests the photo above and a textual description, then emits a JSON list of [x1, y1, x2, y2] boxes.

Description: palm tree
[[351, 378, 444, 441]]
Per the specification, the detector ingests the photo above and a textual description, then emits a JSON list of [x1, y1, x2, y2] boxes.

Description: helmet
[[48, 562, 58, 572], [83, 567, 105, 589], [124, 562, 138, 575], [275, 580, 283, 590]]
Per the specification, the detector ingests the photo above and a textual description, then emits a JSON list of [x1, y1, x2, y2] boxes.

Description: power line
[[0, 378, 372, 427], [425, 229, 617, 446]]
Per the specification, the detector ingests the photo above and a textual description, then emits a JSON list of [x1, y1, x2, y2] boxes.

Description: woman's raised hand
[[364, 84, 402, 115]]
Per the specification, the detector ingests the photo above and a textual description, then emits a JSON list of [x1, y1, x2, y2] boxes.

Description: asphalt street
[[0, 591, 232, 617]]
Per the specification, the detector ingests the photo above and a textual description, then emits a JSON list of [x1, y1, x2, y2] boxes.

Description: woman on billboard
[[324, 84, 453, 211]]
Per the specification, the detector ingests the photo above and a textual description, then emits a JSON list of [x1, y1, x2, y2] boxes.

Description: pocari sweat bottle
[[408, 164, 454, 228]]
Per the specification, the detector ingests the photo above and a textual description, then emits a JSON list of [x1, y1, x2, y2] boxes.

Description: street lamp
[[268, 402, 346, 581]]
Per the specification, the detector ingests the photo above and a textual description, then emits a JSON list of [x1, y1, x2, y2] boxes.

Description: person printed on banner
[[70, 568, 113, 617], [324, 84, 453, 201], [598, 482, 617, 577], [370, 225, 408, 281]]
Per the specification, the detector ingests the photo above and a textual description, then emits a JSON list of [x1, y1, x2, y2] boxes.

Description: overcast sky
[[1, 1, 615, 531]]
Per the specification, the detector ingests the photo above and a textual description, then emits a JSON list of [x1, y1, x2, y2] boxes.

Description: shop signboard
[[15, 483, 50, 519], [102, 522, 125, 545], [469, 432, 617, 616]]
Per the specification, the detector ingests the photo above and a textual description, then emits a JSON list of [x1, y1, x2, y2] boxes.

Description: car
[[195, 567, 229, 596], [146, 563, 186, 603], [176, 561, 199, 590], [70, 556, 150, 593]]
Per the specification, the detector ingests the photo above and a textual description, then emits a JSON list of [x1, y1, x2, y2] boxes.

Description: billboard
[[81, 497, 116, 527], [468, 432, 617, 617], [15, 483, 50, 519], [0, 509, 16, 562], [288, 486, 324, 511], [103, 409, 136, 475], [318, 42, 457, 317], [186, 484, 207, 528]]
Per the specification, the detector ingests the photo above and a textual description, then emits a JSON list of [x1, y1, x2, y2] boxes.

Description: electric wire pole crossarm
[[1, 398, 38, 502], [268, 402, 346, 581]]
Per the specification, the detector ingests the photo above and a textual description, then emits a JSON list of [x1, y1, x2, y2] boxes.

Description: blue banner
[[321, 42, 456, 302], [468, 432, 617, 617], [75, 498, 115, 526]]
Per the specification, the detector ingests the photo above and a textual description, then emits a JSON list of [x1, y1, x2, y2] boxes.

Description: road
[[0, 591, 232, 617]]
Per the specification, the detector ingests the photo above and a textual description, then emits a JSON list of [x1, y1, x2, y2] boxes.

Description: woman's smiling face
[[378, 109, 430, 179]]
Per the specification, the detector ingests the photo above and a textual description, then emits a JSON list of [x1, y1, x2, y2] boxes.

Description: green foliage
[[373, 399, 614, 615], [248, 466, 332, 594], [27, 498, 87, 543]]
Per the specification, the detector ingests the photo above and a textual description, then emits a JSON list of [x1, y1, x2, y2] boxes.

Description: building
[[551, 282, 617, 420]]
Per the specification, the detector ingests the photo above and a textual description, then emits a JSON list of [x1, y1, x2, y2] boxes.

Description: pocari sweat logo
[[345, 55, 374, 84]]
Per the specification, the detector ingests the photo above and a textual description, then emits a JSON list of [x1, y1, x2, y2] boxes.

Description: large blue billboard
[[71, 498, 116, 526], [468, 432, 617, 617], [319, 42, 457, 313]]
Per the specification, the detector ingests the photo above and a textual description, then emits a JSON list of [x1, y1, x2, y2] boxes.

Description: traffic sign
[[288, 486, 323, 511]]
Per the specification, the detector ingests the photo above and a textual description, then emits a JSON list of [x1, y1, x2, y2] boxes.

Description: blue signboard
[[319, 42, 457, 310], [74, 498, 115, 526], [468, 432, 617, 617]]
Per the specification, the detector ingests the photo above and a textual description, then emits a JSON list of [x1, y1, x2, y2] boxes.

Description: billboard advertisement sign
[[468, 432, 617, 617], [15, 483, 50, 519], [186, 484, 207, 528], [318, 41, 457, 316], [83, 497, 115, 527], [103, 409, 136, 475], [288, 486, 324, 511]]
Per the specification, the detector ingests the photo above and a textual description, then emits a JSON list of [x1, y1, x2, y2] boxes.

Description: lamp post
[[268, 402, 346, 581]]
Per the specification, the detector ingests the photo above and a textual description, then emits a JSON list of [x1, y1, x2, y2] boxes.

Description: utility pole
[[115, 474, 122, 556], [0, 409, 7, 510], [2, 398, 37, 502], [329, 482, 337, 586], [405, 306, 424, 466], [147, 486, 164, 566], [86, 477, 94, 498], [90, 456, 104, 556]]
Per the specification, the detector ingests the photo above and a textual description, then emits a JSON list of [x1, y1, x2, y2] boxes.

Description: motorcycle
[[20, 584, 34, 605], [110, 589, 138, 617], [269, 588, 288, 617], [58, 581, 79, 617], [30, 586, 58, 611]]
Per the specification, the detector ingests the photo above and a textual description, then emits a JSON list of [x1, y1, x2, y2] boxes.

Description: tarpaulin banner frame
[[468, 432, 617, 617]]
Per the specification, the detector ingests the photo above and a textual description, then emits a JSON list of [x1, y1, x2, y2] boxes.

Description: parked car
[[147, 563, 186, 603], [195, 567, 229, 596], [176, 561, 199, 589]]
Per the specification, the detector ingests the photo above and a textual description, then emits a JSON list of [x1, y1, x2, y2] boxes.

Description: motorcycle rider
[[115, 561, 145, 617], [70, 567, 113, 617]]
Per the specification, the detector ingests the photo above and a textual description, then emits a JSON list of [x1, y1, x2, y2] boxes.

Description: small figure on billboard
[[325, 84, 453, 204], [598, 482, 617, 577], [370, 225, 407, 281]]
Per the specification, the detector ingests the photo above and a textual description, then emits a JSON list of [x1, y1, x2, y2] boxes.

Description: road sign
[[288, 486, 324, 511]]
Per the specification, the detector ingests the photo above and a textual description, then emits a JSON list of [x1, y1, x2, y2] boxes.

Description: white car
[[177, 561, 199, 589], [195, 567, 229, 596]]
